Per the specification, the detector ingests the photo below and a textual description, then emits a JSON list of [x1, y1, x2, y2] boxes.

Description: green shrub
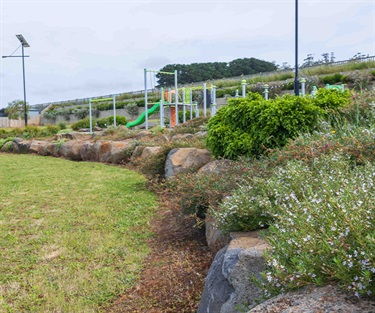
[[313, 88, 351, 114], [58, 122, 67, 130], [178, 109, 198, 123], [370, 70, 375, 80], [258, 154, 375, 298], [321, 73, 343, 85], [0, 137, 14, 150], [71, 117, 95, 131], [40, 125, 60, 137], [107, 115, 127, 126], [206, 92, 323, 159], [96, 117, 109, 128], [22, 126, 40, 139]]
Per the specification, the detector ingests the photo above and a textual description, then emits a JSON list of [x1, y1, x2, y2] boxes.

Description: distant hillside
[[156, 58, 277, 86]]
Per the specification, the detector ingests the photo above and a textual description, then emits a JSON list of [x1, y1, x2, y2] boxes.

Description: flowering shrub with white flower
[[260, 154, 375, 298], [211, 177, 273, 232]]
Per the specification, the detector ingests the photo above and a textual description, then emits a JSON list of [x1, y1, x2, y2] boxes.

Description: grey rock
[[59, 141, 83, 161], [198, 231, 268, 313], [78, 128, 90, 132], [164, 148, 212, 178], [197, 246, 235, 313], [55, 132, 92, 141], [140, 146, 162, 159], [171, 133, 194, 141], [13, 138, 30, 153], [107, 140, 133, 164], [134, 130, 153, 140], [130, 145, 145, 162], [248, 284, 375, 313], [194, 131, 208, 138], [29, 140, 49, 155], [45, 143, 60, 157], [80, 141, 95, 161], [198, 159, 233, 174], [205, 213, 231, 254], [0, 141, 17, 153]]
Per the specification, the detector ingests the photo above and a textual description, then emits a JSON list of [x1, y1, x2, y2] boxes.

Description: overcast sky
[[1, 0, 374, 109]]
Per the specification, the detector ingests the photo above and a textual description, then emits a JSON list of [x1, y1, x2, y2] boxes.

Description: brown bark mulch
[[104, 193, 213, 313]]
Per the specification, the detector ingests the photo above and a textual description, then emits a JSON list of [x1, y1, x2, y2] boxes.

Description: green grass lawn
[[0, 154, 158, 312]]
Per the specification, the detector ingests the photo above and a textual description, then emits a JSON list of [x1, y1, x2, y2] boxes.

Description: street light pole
[[21, 43, 28, 125], [294, 0, 299, 96], [2, 35, 30, 125]]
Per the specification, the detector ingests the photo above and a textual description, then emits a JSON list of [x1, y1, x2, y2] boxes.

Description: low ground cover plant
[[260, 154, 375, 298], [0, 125, 60, 139]]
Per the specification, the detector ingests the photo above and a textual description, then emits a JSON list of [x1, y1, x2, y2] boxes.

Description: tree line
[[156, 57, 277, 86]]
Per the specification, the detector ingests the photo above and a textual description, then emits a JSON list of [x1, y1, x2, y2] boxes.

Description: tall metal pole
[[113, 95, 116, 127], [174, 70, 178, 126], [203, 83, 207, 117], [21, 45, 28, 125], [294, 0, 299, 96], [144, 68, 148, 130]]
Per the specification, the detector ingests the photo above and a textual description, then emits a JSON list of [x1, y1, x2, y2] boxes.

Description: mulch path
[[104, 191, 214, 313]]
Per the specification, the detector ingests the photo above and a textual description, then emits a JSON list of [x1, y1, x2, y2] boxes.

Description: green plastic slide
[[126, 102, 161, 128]]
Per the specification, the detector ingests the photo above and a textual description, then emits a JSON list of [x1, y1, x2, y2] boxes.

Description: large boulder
[[45, 143, 60, 157], [134, 130, 153, 140], [171, 133, 194, 141], [80, 141, 95, 161], [164, 148, 212, 178], [140, 146, 162, 159], [0, 141, 17, 153], [248, 284, 375, 313], [80, 141, 111, 162], [97, 141, 112, 162], [205, 213, 231, 254], [130, 145, 145, 162], [198, 159, 233, 174], [29, 140, 49, 155], [55, 132, 92, 141], [59, 141, 83, 161], [13, 138, 30, 153], [198, 231, 268, 313], [106, 140, 133, 164]]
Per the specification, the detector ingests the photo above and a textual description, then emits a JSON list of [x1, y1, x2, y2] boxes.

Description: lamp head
[[16, 34, 30, 47]]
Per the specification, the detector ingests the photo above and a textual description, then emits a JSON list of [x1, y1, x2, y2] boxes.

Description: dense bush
[[178, 109, 198, 123], [313, 88, 351, 111], [107, 115, 127, 126], [71, 117, 95, 131], [206, 92, 323, 159], [321, 73, 344, 85]]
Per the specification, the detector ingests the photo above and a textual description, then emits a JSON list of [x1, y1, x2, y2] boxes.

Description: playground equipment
[[89, 95, 117, 133], [326, 83, 345, 92], [126, 69, 218, 129]]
